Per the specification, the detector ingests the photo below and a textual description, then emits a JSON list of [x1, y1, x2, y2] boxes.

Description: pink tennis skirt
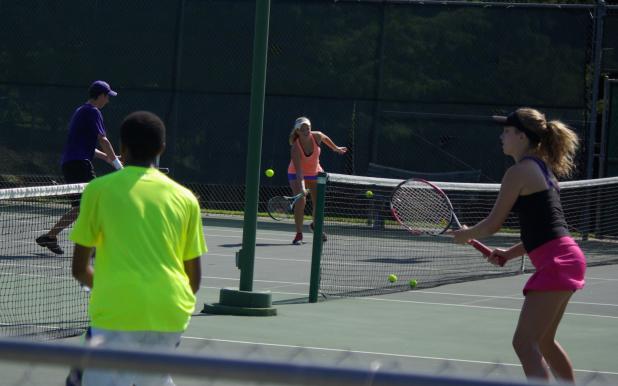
[[523, 236, 586, 295]]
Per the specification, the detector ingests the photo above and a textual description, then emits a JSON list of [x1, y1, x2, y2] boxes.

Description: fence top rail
[[335, 0, 598, 10], [0, 338, 561, 386]]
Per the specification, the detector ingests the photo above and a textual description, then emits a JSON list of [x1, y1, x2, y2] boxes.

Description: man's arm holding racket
[[98, 134, 123, 169], [94, 148, 108, 160]]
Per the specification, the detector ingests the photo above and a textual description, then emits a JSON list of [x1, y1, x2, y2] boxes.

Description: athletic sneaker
[[292, 233, 303, 245], [35, 234, 64, 255], [65, 327, 91, 386], [65, 369, 82, 386], [309, 222, 328, 242]]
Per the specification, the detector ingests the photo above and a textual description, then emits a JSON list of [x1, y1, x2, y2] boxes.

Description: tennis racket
[[267, 190, 308, 221], [390, 178, 504, 265]]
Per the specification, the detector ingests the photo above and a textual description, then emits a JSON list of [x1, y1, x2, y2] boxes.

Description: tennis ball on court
[[365, 190, 374, 198], [265, 168, 275, 178], [409, 279, 418, 288], [388, 274, 398, 283]]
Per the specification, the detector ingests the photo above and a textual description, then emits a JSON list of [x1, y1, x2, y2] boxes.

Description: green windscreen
[[0, 1, 596, 184]]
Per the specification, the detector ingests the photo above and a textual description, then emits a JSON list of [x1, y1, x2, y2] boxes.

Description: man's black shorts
[[62, 160, 96, 207]]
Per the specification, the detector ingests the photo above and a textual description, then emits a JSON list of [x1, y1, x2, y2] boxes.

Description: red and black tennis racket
[[390, 178, 504, 264]]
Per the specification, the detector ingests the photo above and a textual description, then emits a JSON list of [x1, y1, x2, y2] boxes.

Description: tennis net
[[0, 183, 89, 339], [317, 173, 618, 297]]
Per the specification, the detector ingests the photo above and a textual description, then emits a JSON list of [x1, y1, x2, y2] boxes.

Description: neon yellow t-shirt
[[70, 166, 207, 332]]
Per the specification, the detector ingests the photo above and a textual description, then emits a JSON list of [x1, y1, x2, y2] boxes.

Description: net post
[[201, 0, 276, 316], [309, 172, 327, 303], [519, 255, 527, 273]]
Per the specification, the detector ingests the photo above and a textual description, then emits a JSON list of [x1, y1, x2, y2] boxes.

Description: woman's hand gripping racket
[[390, 178, 497, 260], [267, 190, 308, 221]]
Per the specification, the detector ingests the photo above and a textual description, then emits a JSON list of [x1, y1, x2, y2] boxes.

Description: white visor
[[294, 118, 311, 129]]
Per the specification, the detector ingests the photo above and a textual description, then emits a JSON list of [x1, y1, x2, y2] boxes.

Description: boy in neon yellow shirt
[[71, 111, 206, 386]]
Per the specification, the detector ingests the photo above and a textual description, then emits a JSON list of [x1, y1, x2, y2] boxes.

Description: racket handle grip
[[468, 240, 507, 267], [468, 239, 491, 257]]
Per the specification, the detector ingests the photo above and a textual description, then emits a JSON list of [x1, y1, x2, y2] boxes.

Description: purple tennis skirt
[[287, 174, 317, 181]]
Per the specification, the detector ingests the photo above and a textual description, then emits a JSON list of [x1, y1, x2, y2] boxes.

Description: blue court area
[[1, 217, 617, 385]]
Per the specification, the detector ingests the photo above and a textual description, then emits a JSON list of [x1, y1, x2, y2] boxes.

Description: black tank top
[[511, 157, 569, 252]]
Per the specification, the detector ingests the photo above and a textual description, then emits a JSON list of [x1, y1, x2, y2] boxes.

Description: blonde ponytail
[[515, 108, 580, 178], [541, 120, 579, 178]]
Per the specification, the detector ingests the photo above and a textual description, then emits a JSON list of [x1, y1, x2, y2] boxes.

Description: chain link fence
[[1, 0, 615, 189]]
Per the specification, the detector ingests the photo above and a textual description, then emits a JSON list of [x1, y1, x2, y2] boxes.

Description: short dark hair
[[120, 111, 166, 162]]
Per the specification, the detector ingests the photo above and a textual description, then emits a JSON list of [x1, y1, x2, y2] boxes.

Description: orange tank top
[[287, 134, 323, 176]]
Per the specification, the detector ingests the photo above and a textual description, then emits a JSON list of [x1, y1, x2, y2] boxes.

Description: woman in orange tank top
[[287, 117, 347, 245]]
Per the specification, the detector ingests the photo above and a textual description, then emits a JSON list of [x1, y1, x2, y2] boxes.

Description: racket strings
[[392, 182, 452, 234], [267, 196, 295, 221], [269, 196, 292, 213]]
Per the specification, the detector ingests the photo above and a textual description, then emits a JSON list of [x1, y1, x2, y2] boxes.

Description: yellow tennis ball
[[409, 279, 418, 288], [265, 168, 274, 178], [388, 274, 398, 283], [365, 190, 374, 198]]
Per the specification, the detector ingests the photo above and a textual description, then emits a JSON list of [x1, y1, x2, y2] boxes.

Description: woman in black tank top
[[448, 108, 585, 383]]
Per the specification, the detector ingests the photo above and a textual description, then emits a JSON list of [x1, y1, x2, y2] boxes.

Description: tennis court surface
[[1, 216, 617, 385], [1, 173, 618, 385]]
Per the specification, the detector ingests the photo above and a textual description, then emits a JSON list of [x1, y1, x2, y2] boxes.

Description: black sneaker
[[36, 235, 64, 255]]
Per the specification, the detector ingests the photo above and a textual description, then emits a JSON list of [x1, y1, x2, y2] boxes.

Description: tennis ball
[[388, 274, 398, 283], [265, 168, 274, 178], [409, 279, 418, 288], [365, 190, 374, 198]]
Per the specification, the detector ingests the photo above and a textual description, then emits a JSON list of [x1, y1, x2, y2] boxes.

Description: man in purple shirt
[[36, 80, 122, 255]]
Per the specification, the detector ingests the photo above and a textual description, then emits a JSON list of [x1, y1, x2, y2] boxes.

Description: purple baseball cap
[[89, 80, 118, 97]]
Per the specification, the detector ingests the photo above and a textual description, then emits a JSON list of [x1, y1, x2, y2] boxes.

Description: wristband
[[112, 158, 123, 170]]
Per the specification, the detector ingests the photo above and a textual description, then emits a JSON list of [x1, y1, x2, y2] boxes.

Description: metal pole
[[309, 173, 327, 302], [238, 0, 271, 291], [586, 0, 606, 178], [599, 77, 610, 178], [368, 4, 386, 166]]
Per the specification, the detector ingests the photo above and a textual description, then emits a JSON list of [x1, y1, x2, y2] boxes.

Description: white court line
[[0, 272, 70, 280], [204, 233, 299, 242], [181, 336, 618, 376], [203, 276, 302, 285], [586, 276, 618, 281], [204, 227, 294, 236], [361, 297, 618, 319], [201, 277, 618, 307], [416, 290, 618, 308], [198, 285, 618, 318], [206, 252, 310, 263]]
